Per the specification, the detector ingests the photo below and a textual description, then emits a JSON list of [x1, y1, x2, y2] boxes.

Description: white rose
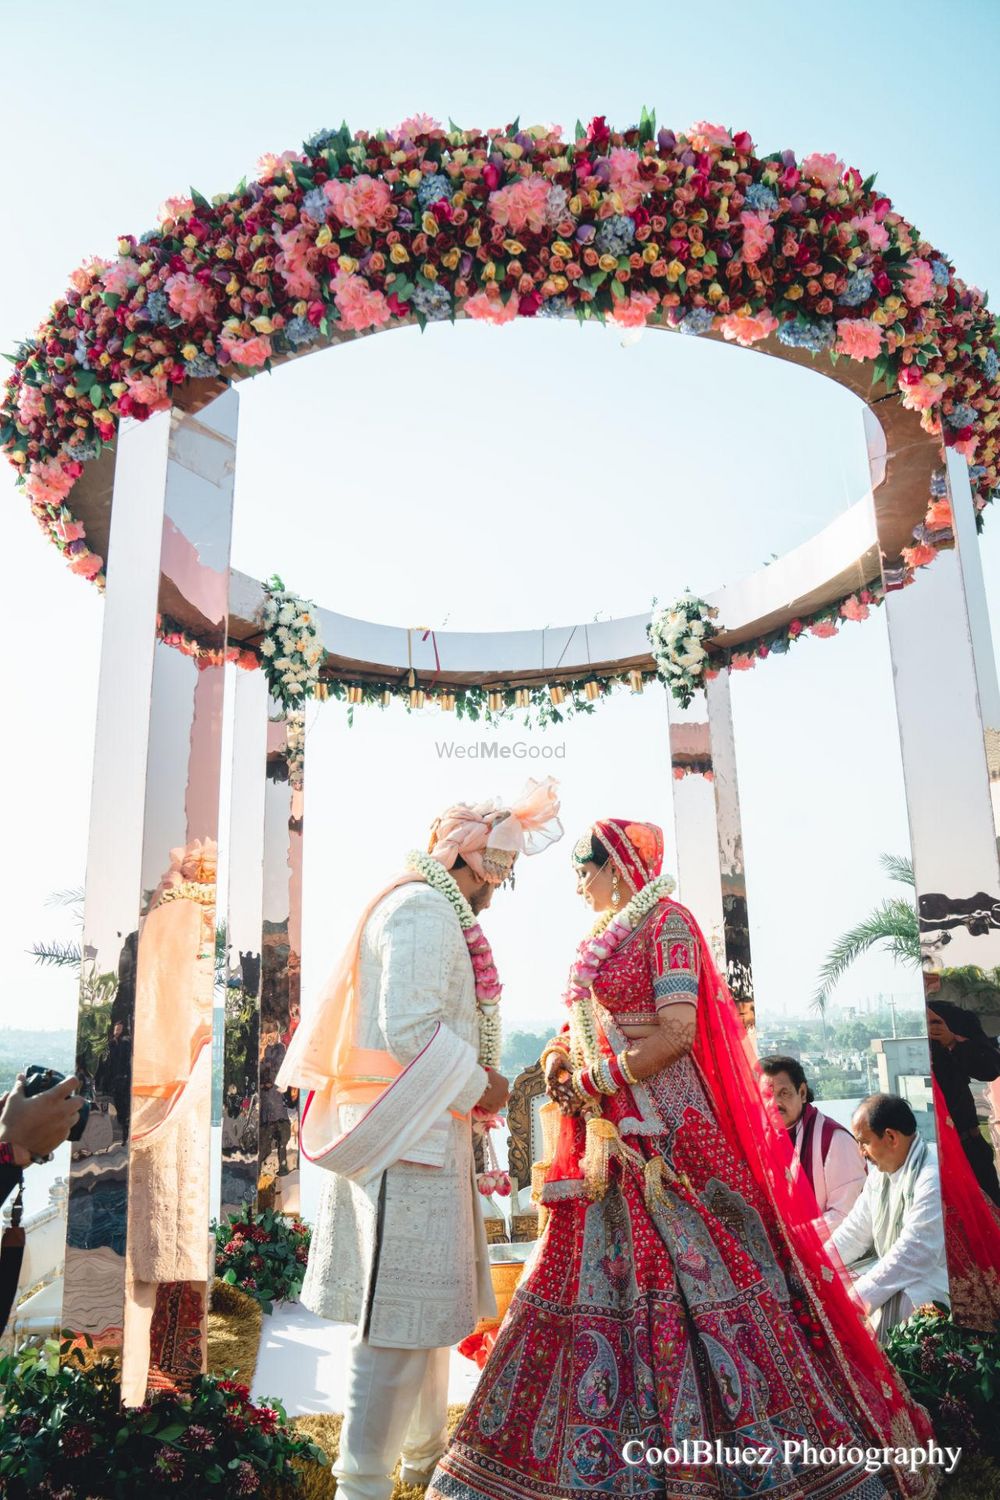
[[260, 638, 276, 657], [278, 603, 297, 626]]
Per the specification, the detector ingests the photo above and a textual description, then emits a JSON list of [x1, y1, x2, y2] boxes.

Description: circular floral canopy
[[4, 110, 998, 600]]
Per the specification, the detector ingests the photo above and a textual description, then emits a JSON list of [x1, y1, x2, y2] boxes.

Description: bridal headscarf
[[572, 818, 665, 892]]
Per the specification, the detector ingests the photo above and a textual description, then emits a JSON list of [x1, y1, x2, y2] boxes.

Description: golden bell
[[584, 680, 602, 701], [488, 690, 504, 712], [440, 691, 456, 711], [410, 688, 426, 709], [314, 681, 330, 701], [515, 688, 530, 709], [629, 669, 645, 693], [549, 684, 566, 706], [347, 685, 364, 705], [381, 689, 393, 707]]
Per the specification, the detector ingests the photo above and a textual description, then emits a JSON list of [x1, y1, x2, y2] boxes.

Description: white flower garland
[[404, 850, 502, 1068], [258, 575, 325, 706], [563, 873, 677, 1069], [648, 593, 719, 708]]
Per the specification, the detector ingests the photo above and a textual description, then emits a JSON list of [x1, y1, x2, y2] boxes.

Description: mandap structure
[[4, 113, 1000, 1397]]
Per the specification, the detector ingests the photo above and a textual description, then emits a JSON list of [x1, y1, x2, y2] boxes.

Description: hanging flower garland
[[4, 110, 998, 605], [649, 594, 719, 707], [258, 576, 324, 705], [404, 850, 503, 1068]]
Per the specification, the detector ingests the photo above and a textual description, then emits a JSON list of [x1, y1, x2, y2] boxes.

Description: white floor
[[251, 1303, 483, 1415]]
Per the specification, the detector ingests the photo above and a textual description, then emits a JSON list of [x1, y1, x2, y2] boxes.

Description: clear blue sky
[[3, 0, 999, 1038]]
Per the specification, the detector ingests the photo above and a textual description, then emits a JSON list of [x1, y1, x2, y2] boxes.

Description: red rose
[[518, 290, 543, 317], [586, 115, 611, 147], [386, 293, 409, 316], [873, 270, 892, 298], [482, 163, 501, 192], [431, 198, 455, 224], [733, 130, 753, 154]]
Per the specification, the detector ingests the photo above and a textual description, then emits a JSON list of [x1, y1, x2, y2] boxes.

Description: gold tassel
[[381, 689, 392, 707], [582, 1116, 621, 1200], [440, 691, 456, 710], [347, 685, 363, 705], [314, 681, 329, 701], [629, 669, 644, 693], [584, 680, 601, 702], [549, 684, 566, 706], [410, 688, 425, 709], [515, 687, 530, 709]]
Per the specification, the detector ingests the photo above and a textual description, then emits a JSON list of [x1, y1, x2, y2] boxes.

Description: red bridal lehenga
[[428, 828, 938, 1500]]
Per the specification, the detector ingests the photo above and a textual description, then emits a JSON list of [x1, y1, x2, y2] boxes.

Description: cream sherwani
[[301, 882, 495, 1500]]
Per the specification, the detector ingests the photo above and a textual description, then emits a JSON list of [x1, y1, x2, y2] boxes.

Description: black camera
[[23, 1066, 91, 1144]]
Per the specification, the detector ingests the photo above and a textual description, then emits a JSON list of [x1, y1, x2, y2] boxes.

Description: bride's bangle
[[540, 1040, 571, 1073], [616, 1050, 640, 1086]]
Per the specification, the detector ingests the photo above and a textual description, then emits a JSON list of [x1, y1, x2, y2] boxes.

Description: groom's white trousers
[[334, 1336, 450, 1500]]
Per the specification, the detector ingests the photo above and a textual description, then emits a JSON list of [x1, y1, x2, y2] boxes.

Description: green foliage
[[0, 1338, 327, 1497], [501, 1029, 551, 1078], [213, 1209, 311, 1316], [813, 854, 920, 1017], [886, 1307, 1000, 1460]]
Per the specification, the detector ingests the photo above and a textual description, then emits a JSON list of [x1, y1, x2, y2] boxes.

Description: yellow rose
[[225, 277, 239, 295], [422, 212, 439, 236], [884, 295, 902, 314], [183, 234, 198, 250], [338, 256, 358, 274], [465, 226, 481, 247], [642, 244, 660, 264], [452, 190, 467, 207], [406, 169, 423, 187], [389, 243, 410, 264], [707, 282, 724, 303], [99, 351, 111, 366], [503, 239, 526, 255], [666, 259, 685, 282], [441, 248, 461, 270], [872, 307, 889, 325], [452, 149, 469, 166], [110, 382, 126, 398], [482, 261, 496, 281], [251, 316, 274, 334], [569, 195, 583, 217], [181, 344, 199, 361], [551, 274, 569, 293], [598, 254, 618, 273], [316, 224, 332, 249], [272, 185, 290, 202], [552, 241, 573, 259], [293, 300, 308, 317], [251, 258, 270, 275], [117, 237, 131, 256], [785, 284, 803, 300], [422, 262, 438, 280], [690, 242, 706, 259], [64, 385, 76, 397]]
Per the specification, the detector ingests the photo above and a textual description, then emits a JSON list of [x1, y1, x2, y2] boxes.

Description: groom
[[276, 780, 562, 1500]]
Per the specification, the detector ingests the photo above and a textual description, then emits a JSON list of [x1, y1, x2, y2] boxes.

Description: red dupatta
[[932, 1073, 1000, 1328]]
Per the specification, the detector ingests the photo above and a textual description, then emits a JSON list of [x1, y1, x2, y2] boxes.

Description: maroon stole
[[790, 1101, 842, 1196]]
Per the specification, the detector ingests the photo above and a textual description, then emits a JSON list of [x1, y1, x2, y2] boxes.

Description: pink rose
[[396, 113, 441, 137], [729, 654, 756, 671], [902, 542, 937, 569], [688, 121, 732, 149], [464, 291, 520, 325], [809, 620, 839, 638], [800, 152, 844, 188], [850, 214, 890, 251], [158, 195, 194, 223], [165, 272, 216, 322], [25, 459, 77, 506], [67, 548, 103, 579], [16, 384, 45, 424], [101, 259, 140, 297], [324, 174, 394, 231], [834, 318, 883, 362], [53, 517, 86, 544], [718, 309, 779, 347], [953, 433, 979, 460], [257, 150, 300, 180], [611, 292, 658, 329], [488, 175, 551, 235], [903, 258, 935, 307], [125, 373, 171, 412], [332, 272, 391, 332], [739, 211, 775, 264], [840, 596, 870, 623], [220, 333, 273, 367], [608, 148, 643, 211]]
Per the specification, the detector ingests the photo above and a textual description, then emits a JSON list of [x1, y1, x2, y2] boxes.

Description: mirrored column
[[258, 704, 305, 1215], [64, 390, 238, 1397], [220, 666, 269, 1220], [666, 674, 755, 1030], [866, 408, 1000, 1327]]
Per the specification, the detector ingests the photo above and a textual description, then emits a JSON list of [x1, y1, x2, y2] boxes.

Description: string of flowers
[[258, 575, 324, 705], [649, 594, 719, 707], [404, 850, 502, 1067], [562, 873, 677, 1069], [4, 111, 998, 604]]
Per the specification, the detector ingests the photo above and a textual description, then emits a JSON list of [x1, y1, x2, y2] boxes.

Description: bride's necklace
[[405, 851, 502, 1067]]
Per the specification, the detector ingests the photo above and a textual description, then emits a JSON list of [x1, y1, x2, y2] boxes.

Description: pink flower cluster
[[333, 271, 391, 332], [718, 309, 778, 346], [477, 1169, 512, 1198], [465, 291, 520, 325], [325, 173, 394, 230], [464, 923, 502, 1003], [488, 174, 551, 235]]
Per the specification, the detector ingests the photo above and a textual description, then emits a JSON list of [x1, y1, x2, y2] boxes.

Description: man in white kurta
[[302, 879, 496, 1493], [829, 1092, 949, 1341], [277, 781, 562, 1500]]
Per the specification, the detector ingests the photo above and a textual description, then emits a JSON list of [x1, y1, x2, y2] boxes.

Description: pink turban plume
[[428, 776, 563, 884]]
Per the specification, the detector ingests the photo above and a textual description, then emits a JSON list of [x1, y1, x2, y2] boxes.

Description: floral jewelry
[[405, 850, 502, 1067]]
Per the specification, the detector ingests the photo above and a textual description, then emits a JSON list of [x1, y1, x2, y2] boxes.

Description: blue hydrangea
[[304, 127, 340, 152], [677, 307, 716, 336], [184, 353, 220, 379], [62, 436, 102, 462], [777, 318, 835, 352], [416, 173, 453, 209], [743, 183, 779, 214], [412, 283, 452, 321], [302, 188, 329, 222], [931, 259, 951, 287], [984, 348, 999, 381], [930, 470, 948, 498], [143, 290, 168, 322], [946, 402, 977, 429], [839, 270, 873, 307], [284, 316, 321, 347], [537, 296, 572, 318], [970, 464, 987, 481], [140, 230, 160, 245], [73, 334, 91, 367], [595, 215, 635, 258]]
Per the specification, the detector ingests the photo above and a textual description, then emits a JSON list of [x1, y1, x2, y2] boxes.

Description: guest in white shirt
[[759, 1055, 866, 1231], [829, 1093, 949, 1342]]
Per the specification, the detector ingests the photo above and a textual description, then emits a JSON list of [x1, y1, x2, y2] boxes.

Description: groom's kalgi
[[299, 882, 495, 1348]]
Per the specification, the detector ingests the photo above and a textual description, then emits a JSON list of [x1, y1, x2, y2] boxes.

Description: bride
[[428, 819, 938, 1500]]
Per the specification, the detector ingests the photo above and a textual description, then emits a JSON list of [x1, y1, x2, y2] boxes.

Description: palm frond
[[43, 886, 86, 909], [879, 853, 915, 888], [29, 939, 83, 969], [813, 899, 920, 1012]]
